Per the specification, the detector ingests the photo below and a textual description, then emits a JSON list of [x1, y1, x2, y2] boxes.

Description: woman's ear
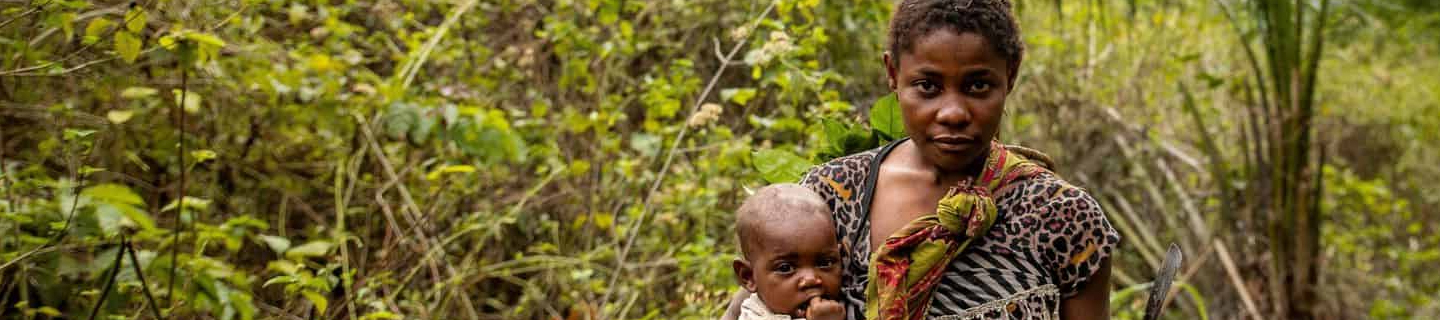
[[883, 51, 898, 91], [1005, 55, 1023, 91], [733, 259, 757, 292]]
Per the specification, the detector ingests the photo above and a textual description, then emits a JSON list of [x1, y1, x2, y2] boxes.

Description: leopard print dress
[[798, 139, 1120, 320]]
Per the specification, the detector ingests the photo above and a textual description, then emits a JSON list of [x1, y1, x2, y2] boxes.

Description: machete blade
[[1143, 243, 1183, 320]]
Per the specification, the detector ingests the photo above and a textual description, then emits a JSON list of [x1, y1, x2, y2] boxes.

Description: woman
[[726, 0, 1119, 319]]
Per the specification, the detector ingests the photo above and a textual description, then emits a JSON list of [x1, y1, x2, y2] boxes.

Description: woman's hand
[[802, 297, 845, 320]]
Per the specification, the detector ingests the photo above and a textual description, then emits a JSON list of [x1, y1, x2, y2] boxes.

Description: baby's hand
[[802, 297, 844, 320]]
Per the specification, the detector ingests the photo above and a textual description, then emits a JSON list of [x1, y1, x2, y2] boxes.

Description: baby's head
[[732, 184, 842, 317]]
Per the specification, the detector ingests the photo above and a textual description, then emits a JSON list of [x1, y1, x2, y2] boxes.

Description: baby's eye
[[966, 81, 992, 94], [774, 263, 795, 274], [817, 258, 836, 269]]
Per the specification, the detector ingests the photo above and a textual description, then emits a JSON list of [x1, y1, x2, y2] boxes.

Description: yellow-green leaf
[[301, 290, 328, 314], [259, 235, 292, 254], [114, 31, 142, 63], [360, 311, 403, 320], [191, 149, 217, 163], [83, 183, 144, 206], [35, 307, 60, 317], [83, 19, 113, 45], [124, 8, 147, 33], [172, 89, 202, 113], [120, 87, 158, 99], [285, 241, 333, 259], [107, 110, 135, 124], [424, 164, 476, 181]]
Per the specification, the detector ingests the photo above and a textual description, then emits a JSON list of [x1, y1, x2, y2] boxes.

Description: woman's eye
[[915, 80, 940, 94], [966, 81, 991, 94]]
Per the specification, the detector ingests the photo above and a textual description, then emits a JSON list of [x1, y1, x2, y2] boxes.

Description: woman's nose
[[934, 96, 970, 127]]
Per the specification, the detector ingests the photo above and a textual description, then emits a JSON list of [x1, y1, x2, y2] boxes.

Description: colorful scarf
[[865, 141, 1051, 320]]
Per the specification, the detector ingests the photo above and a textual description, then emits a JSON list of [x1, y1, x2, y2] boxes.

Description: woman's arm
[[1060, 258, 1112, 320]]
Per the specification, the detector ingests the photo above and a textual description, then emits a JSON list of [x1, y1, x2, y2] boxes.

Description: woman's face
[[886, 29, 1014, 173]]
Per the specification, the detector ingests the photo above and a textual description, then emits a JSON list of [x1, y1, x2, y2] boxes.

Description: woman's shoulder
[[798, 147, 883, 203], [999, 171, 1098, 215]]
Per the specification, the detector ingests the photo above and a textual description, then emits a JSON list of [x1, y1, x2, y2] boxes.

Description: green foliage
[[1, 0, 1437, 320]]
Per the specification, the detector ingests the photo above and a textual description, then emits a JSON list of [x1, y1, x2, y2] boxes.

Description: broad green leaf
[[124, 8, 147, 33], [751, 148, 814, 183], [301, 291, 328, 314], [83, 183, 144, 206], [869, 93, 903, 141], [821, 118, 850, 151], [285, 240, 333, 259], [83, 19, 113, 45], [114, 31, 142, 63]]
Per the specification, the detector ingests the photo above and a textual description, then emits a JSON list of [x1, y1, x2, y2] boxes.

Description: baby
[[731, 184, 845, 320]]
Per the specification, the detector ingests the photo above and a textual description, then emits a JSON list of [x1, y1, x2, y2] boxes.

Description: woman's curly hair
[[887, 0, 1024, 68]]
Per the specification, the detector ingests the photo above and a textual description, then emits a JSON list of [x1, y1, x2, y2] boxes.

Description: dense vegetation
[[1, 0, 1437, 319]]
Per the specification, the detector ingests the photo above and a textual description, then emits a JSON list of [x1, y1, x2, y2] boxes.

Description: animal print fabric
[[798, 139, 1120, 320]]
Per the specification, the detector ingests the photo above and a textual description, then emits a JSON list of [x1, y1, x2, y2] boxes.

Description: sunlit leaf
[[172, 89, 203, 113], [107, 110, 135, 124], [83, 19, 113, 45], [120, 87, 158, 99], [83, 183, 144, 206], [360, 311, 403, 320], [751, 148, 813, 183], [301, 290, 328, 314], [191, 149, 218, 163], [161, 196, 211, 212], [869, 93, 903, 141], [285, 240, 333, 259], [124, 8, 147, 33], [260, 235, 292, 254], [114, 31, 142, 63], [424, 164, 476, 181]]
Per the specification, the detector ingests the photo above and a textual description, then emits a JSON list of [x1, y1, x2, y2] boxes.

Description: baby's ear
[[733, 258, 757, 292]]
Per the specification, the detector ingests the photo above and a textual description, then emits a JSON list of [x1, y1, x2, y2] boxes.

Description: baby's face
[[745, 218, 843, 317]]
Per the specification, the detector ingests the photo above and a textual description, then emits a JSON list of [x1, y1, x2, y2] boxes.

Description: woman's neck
[[899, 139, 990, 187]]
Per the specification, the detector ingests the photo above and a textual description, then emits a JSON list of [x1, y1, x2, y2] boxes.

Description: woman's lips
[[931, 135, 975, 152]]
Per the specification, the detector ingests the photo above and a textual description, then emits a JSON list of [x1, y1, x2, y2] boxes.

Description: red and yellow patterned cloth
[[865, 141, 1050, 320]]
